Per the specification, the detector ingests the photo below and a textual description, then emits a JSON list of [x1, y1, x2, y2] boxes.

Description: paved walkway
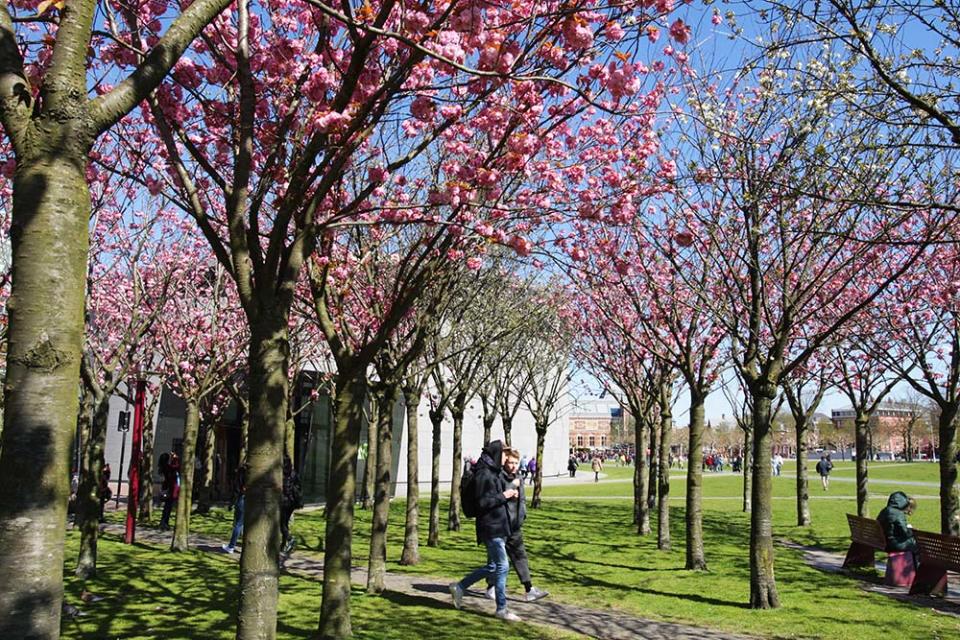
[[780, 538, 960, 616], [103, 523, 755, 640]]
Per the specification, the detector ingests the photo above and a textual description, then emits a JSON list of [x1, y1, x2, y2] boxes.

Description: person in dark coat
[[280, 455, 303, 554], [485, 448, 548, 602], [449, 440, 521, 621], [158, 452, 180, 531], [221, 463, 247, 553], [878, 491, 918, 554], [815, 454, 833, 491]]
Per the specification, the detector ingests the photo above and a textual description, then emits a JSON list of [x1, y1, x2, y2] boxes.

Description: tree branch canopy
[[89, 0, 232, 135]]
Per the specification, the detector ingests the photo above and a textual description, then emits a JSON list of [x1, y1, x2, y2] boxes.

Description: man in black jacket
[[449, 440, 521, 621]]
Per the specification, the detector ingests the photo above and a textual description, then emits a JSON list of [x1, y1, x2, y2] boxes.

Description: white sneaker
[[485, 586, 496, 600], [495, 609, 521, 622], [525, 586, 549, 601], [449, 582, 463, 610], [221, 544, 235, 554]]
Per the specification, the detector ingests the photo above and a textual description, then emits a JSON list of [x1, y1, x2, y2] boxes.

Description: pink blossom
[[466, 256, 483, 270], [605, 22, 625, 42], [511, 235, 533, 256], [562, 18, 594, 50], [646, 26, 660, 43], [669, 20, 692, 45], [410, 95, 436, 121], [711, 12, 723, 26]]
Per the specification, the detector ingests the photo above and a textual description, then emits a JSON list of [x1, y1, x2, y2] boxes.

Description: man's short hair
[[504, 448, 520, 460]]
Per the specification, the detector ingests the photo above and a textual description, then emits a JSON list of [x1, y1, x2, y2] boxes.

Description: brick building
[[569, 398, 626, 449]]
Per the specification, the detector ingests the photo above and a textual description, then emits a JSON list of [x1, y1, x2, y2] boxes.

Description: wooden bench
[[843, 514, 887, 568], [843, 513, 916, 586], [910, 529, 960, 597]]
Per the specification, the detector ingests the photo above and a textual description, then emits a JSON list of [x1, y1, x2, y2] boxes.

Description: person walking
[[485, 448, 549, 603], [280, 455, 303, 554], [815, 454, 833, 491], [449, 440, 522, 621], [567, 454, 578, 478], [222, 463, 247, 553], [158, 451, 180, 531], [591, 455, 603, 482]]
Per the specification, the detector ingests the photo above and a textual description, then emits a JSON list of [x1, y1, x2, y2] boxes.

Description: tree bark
[[647, 418, 659, 511], [0, 151, 91, 639], [368, 385, 398, 593], [854, 412, 870, 517], [937, 406, 960, 535], [631, 404, 649, 533], [196, 421, 216, 514], [749, 386, 780, 609], [361, 395, 379, 510], [501, 412, 513, 447], [447, 409, 464, 531], [317, 371, 365, 640], [482, 412, 495, 447], [657, 383, 672, 551], [428, 411, 442, 547], [795, 420, 810, 526], [171, 398, 201, 551], [138, 395, 159, 523], [399, 390, 421, 565], [742, 425, 753, 513], [238, 318, 289, 640], [75, 394, 109, 579], [685, 394, 707, 569], [531, 426, 547, 508]]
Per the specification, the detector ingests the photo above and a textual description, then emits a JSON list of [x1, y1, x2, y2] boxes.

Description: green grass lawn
[[91, 460, 958, 640], [60, 530, 584, 640]]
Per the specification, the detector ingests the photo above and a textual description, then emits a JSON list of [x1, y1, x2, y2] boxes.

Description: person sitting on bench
[[877, 491, 918, 566]]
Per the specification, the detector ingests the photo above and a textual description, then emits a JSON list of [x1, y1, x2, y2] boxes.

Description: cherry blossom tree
[[153, 263, 247, 551], [667, 44, 933, 606], [0, 2, 231, 631], [75, 207, 188, 579]]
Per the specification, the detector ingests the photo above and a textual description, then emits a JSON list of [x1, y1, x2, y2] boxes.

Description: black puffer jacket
[[473, 440, 512, 544]]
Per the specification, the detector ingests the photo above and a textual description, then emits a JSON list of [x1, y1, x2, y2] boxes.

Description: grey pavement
[[102, 523, 756, 640]]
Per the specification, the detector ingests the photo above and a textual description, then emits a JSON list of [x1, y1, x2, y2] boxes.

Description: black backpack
[[460, 460, 480, 518]]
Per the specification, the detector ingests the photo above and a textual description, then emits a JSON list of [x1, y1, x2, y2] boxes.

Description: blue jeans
[[458, 537, 509, 611], [228, 495, 245, 547]]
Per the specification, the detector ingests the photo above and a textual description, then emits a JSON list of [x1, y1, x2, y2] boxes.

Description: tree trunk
[[0, 154, 91, 639], [76, 394, 109, 579], [400, 390, 421, 565], [501, 412, 513, 447], [685, 393, 707, 569], [630, 402, 649, 533], [937, 406, 960, 535], [447, 409, 464, 531], [531, 426, 547, 508], [647, 418, 659, 511], [795, 420, 810, 526], [361, 395, 379, 510], [854, 412, 870, 517], [318, 371, 366, 640], [428, 411, 442, 547], [138, 395, 159, 523], [742, 425, 753, 513], [239, 401, 250, 464], [196, 421, 216, 514], [368, 385, 398, 594], [749, 386, 780, 609], [482, 412, 495, 447], [238, 318, 289, 640], [657, 383, 672, 551], [171, 398, 201, 551]]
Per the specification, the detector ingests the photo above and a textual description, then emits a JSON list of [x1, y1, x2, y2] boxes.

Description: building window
[[601, 435, 607, 447], [589, 436, 595, 447], [577, 435, 583, 447]]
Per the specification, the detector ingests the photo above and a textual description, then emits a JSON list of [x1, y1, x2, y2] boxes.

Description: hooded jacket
[[472, 440, 512, 543], [877, 491, 917, 552]]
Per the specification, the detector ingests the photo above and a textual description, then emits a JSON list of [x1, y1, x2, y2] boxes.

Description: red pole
[[125, 379, 146, 544]]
